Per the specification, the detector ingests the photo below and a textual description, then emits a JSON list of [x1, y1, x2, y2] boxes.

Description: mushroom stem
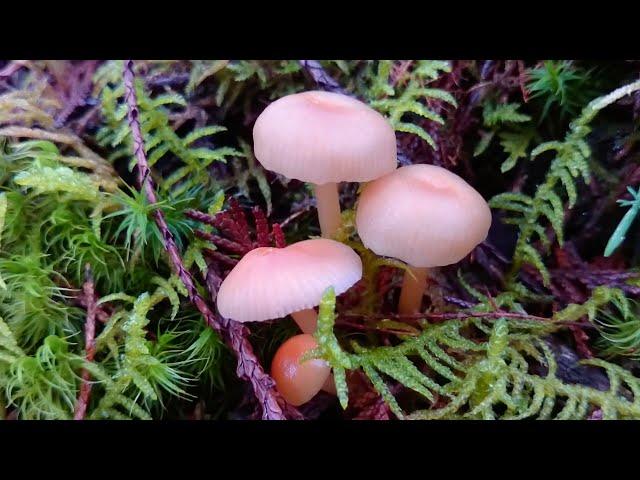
[[314, 182, 342, 238], [321, 375, 337, 395], [291, 308, 318, 335], [398, 266, 429, 314]]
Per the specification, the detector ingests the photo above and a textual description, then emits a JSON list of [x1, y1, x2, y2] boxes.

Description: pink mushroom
[[253, 90, 397, 238], [356, 164, 492, 314], [216, 238, 362, 334]]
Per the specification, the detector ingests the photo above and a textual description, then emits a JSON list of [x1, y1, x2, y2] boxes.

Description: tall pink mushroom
[[253, 90, 397, 238], [356, 164, 492, 314], [216, 238, 362, 334]]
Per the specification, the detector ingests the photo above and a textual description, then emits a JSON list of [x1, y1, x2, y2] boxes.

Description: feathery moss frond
[[527, 61, 599, 122], [313, 287, 639, 419], [96, 62, 243, 197], [366, 60, 456, 149], [490, 79, 640, 288]]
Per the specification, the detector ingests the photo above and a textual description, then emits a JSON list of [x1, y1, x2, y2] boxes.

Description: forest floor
[[0, 60, 639, 420]]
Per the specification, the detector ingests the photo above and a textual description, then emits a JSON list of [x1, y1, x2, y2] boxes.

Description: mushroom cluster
[[215, 90, 492, 408]]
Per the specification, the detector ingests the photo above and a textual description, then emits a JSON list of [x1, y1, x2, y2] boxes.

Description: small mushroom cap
[[271, 334, 331, 406], [253, 90, 397, 185], [356, 164, 492, 268], [216, 238, 362, 322]]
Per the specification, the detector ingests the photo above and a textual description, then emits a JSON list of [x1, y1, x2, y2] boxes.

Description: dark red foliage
[[347, 371, 392, 420], [272, 223, 286, 248], [252, 206, 270, 248], [187, 200, 286, 270]]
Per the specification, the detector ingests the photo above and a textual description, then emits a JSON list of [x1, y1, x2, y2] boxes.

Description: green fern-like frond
[[366, 60, 457, 149], [96, 63, 242, 197], [207, 60, 304, 110], [475, 102, 536, 172], [14, 164, 103, 203], [483, 102, 532, 127], [490, 79, 640, 287], [497, 129, 536, 173], [313, 287, 638, 419]]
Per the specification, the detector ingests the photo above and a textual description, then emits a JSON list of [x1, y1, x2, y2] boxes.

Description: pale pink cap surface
[[216, 238, 363, 322], [252, 90, 397, 184], [356, 164, 492, 268]]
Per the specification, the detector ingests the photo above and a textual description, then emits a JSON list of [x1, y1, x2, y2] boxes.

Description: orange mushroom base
[[271, 334, 331, 406]]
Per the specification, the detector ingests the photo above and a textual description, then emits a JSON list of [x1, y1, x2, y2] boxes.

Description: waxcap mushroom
[[271, 334, 331, 406], [356, 164, 492, 268], [216, 238, 362, 323], [253, 90, 397, 185]]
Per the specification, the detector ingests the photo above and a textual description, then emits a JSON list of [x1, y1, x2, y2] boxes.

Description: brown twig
[[74, 265, 98, 420]]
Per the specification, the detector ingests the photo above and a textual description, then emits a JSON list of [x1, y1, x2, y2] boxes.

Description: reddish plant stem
[[123, 60, 297, 420], [194, 230, 248, 254], [341, 310, 550, 323], [203, 248, 238, 268], [124, 60, 220, 331], [336, 320, 421, 336], [74, 266, 98, 420], [185, 209, 223, 228], [74, 289, 111, 324]]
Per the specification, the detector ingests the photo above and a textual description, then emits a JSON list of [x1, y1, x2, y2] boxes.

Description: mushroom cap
[[271, 334, 331, 406], [356, 164, 492, 268], [253, 90, 397, 185], [216, 238, 362, 322]]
